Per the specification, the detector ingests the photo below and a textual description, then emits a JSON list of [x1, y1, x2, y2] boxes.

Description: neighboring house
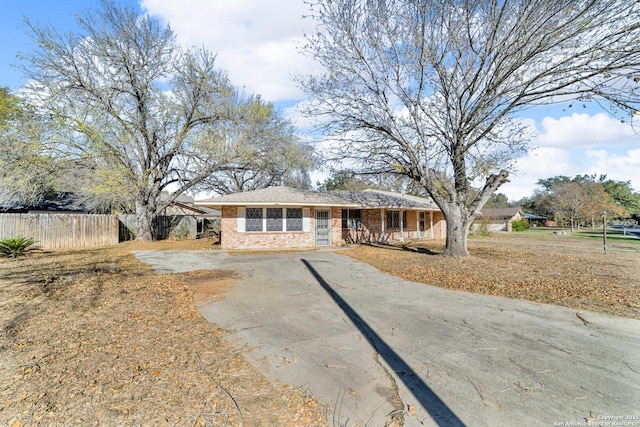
[[119, 193, 222, 241], [159, 193, 221, 237], [524, 212, 553, 227], [160, 194, 219, 217], [474, 207, 525, 232], [195, 186, 446, 250]]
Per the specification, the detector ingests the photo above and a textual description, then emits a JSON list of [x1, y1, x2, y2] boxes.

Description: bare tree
[[198, 97, 318, 194], [550, 181, 598, 231], [300, 0, 640, 257], [549, 179, 627, 230], [20, 0, 312, 240]]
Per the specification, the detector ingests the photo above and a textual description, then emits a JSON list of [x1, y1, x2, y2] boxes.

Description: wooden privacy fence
[[0, 214, 119, 249], [0, 213, 220, 249]]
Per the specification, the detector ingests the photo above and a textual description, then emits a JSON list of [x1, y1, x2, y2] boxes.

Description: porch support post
[[380, 208, 385, 243], [430, 211, 434, 239], [399, 209, 405, 242]]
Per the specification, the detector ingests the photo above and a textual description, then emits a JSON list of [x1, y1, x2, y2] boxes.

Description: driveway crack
[[356, 323, 406, 425]]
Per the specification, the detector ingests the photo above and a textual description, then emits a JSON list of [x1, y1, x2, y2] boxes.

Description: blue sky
[[0, 1, 130, 90], [2, 0, 639, 201]]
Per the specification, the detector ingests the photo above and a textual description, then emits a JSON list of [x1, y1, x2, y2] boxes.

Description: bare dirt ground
[[0, 239, 327, 426], [341, 230, 640, 320]]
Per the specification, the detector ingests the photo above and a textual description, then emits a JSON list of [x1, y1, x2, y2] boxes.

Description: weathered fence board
[[0, 213, 220, 249], [0, 214, 119, 249]]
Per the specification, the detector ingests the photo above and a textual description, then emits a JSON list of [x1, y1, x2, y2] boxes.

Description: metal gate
[[315, 210, 330, 246]]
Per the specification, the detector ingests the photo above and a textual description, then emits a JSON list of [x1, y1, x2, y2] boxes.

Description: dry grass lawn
[[341, 230, 640, 320], [0, 239, 327, 426], [2, 230, 638, 426]]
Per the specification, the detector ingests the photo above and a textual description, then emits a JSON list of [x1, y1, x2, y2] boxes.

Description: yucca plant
[[0, 236, 38, 258]]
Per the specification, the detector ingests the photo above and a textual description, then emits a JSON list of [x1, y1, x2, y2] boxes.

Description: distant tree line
[[519, 175, 639, 229]]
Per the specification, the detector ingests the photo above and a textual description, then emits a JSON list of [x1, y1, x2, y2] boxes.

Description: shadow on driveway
[[302, 258, 465, 427]]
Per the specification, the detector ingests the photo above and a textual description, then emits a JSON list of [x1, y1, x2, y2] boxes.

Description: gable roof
[[160, 193, 195, 205], [160, 193, 220, 216], [478, 207, 523, 218], [524, 212, 548, 220], [196, 186, 438, 210]]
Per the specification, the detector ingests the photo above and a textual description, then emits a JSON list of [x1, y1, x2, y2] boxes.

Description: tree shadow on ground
[[301, 258, 465, 427], [362, 242, 441, 256]]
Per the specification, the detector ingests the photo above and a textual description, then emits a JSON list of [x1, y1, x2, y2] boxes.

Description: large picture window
[[386, 210, 406, 229], [342, 209, 362, 229], [243, 207, 304, 232]]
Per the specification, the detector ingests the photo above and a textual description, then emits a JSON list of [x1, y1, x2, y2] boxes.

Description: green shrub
[[475, 224, 493, 236], [511, 219, 530, 232], [0, 236, 38, 258]]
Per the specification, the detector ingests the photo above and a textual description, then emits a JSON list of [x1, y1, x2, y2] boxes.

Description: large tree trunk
[[441, 204, 471, 258], [134, 198, 156, 242]]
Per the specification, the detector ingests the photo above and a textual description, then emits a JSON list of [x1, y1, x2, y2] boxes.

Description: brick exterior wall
[[220, 206, 345, 250], [342, 209, 446, 243], [221, 206, 447, 250], [432, 211, 446, 238]]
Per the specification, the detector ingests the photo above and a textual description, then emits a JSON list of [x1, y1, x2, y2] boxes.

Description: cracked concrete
[[134, 249, 640, 426]]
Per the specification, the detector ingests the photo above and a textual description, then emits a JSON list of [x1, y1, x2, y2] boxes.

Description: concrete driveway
[[134, 250, 640, 426]]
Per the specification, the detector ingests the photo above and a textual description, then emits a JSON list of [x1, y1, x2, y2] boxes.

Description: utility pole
[[603, 211, 607, 255]]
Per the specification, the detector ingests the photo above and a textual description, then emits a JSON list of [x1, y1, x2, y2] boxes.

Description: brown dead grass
[[340, 231, 640, 319], [0, 239, 327, 426]]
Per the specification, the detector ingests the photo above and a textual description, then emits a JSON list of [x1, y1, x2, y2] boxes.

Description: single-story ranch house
[[473, 207, 525, 232], [196, 186, 446, 250]]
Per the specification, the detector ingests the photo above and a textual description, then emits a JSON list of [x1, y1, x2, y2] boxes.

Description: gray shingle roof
[[477, 207, 523, 218], [160, 193, 195, 204], [0, 192, 90, 213], [196, 186, 438, 210], [333, 189, 437, 209]]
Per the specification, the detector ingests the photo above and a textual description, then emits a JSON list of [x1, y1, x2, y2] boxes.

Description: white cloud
[[500, 113, 640, 201], [500, 147, 581, 200], [586, 148, 640, 188], [537, 112, 637, 148], [141, 0, 320, 102]]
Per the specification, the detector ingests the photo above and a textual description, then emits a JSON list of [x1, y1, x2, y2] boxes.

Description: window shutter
[[237, 207, 245, 232], [303, 208, 311, 232]]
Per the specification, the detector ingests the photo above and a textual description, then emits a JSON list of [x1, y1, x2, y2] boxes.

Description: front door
[[419, 211, 426, 237], [315, 209, 330, 246]]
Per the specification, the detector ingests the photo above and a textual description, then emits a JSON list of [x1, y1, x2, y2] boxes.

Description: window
[[266, 208, 283, 231], [342, 209, 362, 229], [286, 208, 303, 231], [243, 207, 304, 232], [386, 210, 406, 229], [246, 207, 263, 231]]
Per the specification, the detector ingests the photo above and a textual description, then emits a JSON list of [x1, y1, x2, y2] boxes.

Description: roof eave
[[195, 201, 359, 208], [196, 201, 439, 210]]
